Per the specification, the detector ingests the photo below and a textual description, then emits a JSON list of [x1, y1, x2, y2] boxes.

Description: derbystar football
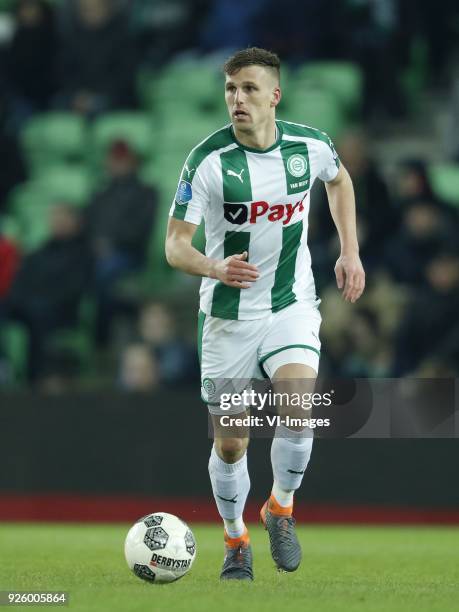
[[124, 512, 197, 583]]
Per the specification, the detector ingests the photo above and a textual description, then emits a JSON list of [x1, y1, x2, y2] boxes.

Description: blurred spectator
[[119, 343, 159, 391], [393, 246, 459, 375], [0, 232, 20, 302], [343, 0, 406, 117], [255, 0, 343, 63], [310, 128, 397, 283], [0, 93, 27, 211], [86, 140, 157, 345], [138, 301, 198, 383], [200, 0, 265, 53], [5, 0, 57, 123], [383, 198, 457, 286], [55, 0, 137, 116], [36, 349, 81, 394], [394, 159, 436, 206], [5, 204, 91, 381], [130, 0, 211, 66], [341, 307, 391, 377], [445, 76, 459, 160]]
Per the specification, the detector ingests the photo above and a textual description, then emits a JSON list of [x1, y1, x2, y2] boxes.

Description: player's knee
[[215, 437, 249, 463]]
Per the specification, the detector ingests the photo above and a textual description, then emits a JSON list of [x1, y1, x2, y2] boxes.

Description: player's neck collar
[[230, 121, 282, 154]]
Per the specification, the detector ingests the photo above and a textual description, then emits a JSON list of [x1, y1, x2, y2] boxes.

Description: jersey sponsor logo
[[250, 199, 304, 225], [224, 202, 248, 225], [224, 199, 305, 225], [226, 168, 245, 183], [175, 180, 192, 205], [287, 154, 308, 178]]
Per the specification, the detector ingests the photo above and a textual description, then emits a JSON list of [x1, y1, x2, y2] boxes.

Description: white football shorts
[[198, 300, 321, 415]]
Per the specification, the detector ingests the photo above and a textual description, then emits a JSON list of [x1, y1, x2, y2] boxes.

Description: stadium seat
[[0, 0, 16, 12], [8, 183, 54, 251], [139, 160, 161, 188], [152, 60, 221, 112], [34, 165, 95, 207], [295, 62, 363, 116], [8, 170, 93, 252], [156, 114, 225, 156], [8, 183, 52, 217], [400, 37, 429, 112], [283, 90, 346, 140], [429, 164, 459, 207], [0, 215, 21, 242], [0, 323, 29, 384], [49, 327, 94, 376], [20, 113, 88, 172], [91, 112, 156, 164]]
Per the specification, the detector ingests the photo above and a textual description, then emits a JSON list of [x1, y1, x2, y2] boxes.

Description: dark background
[[1, 391, 458, 510]]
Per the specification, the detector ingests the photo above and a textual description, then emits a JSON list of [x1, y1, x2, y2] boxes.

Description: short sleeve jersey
[[169, 119, 340, 320]]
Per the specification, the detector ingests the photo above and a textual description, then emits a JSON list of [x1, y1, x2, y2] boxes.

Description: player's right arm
[[165, 218, 259, 289]]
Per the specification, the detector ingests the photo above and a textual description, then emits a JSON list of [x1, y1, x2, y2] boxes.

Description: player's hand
[[212, 251, 259, 289], [334, 252, 365, 303]]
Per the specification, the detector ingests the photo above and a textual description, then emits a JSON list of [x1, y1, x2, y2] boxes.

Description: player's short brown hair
[[223, 47, 281, 82]]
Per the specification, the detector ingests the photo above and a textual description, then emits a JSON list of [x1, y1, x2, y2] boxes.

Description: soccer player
[[165, 47, 365, 580]]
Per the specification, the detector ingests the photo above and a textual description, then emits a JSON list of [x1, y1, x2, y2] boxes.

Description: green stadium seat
[[9, 183, 52, 217], [283, 90, 346, 140], [8, 183, 54, 251], [152, 60, 221, 112], [139, 160, 161, 188], [21, 113, 88, 172], [91, 112, 156, 163], [0, 0, 16, 11], [0, 215, 21, 242], [429, 164, 459, 207], [400, 37, 429, 112], [0, 323, 29, 384], [35, 165, 94, 206], [49, 327, 94, 375], [295, 62, 363, 116], [156, 116, 224, 157], [8, 171, 93, 252]]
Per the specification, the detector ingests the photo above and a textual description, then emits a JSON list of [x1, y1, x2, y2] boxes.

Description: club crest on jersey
[[175, 180, 192, 205], [287, 154, 308, 178]]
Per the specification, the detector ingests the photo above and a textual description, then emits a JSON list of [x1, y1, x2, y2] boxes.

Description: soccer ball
[[124, 512, 197, 583]]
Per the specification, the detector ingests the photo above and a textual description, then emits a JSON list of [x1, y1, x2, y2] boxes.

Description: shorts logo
[[224, 202, 248, 225], [287, 154, 308, 178], [175, 180, 192, 205], [202, 377, 216, 399]]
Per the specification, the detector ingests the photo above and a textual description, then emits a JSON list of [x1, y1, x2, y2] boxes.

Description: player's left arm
[[325, 164, 365, 303]]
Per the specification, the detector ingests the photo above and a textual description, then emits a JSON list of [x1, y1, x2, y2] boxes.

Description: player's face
[[225, 66, 280, 131]]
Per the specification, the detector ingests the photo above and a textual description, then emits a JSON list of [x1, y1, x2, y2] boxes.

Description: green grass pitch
[[1, 523, 458, 612]]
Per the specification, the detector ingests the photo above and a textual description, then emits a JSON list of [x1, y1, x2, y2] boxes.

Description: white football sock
[[270, 425, 313, 505], [272, 481, 294, 508], [208, 445, 250, 537], [223, 517, 246, 539]]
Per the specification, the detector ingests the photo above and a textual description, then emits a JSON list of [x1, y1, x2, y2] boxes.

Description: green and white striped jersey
[[169, 119, 340, 320]]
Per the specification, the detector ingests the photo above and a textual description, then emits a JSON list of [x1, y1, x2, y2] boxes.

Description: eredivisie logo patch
[[287, 154, 308, 178], [175, 180, 192, 205]]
